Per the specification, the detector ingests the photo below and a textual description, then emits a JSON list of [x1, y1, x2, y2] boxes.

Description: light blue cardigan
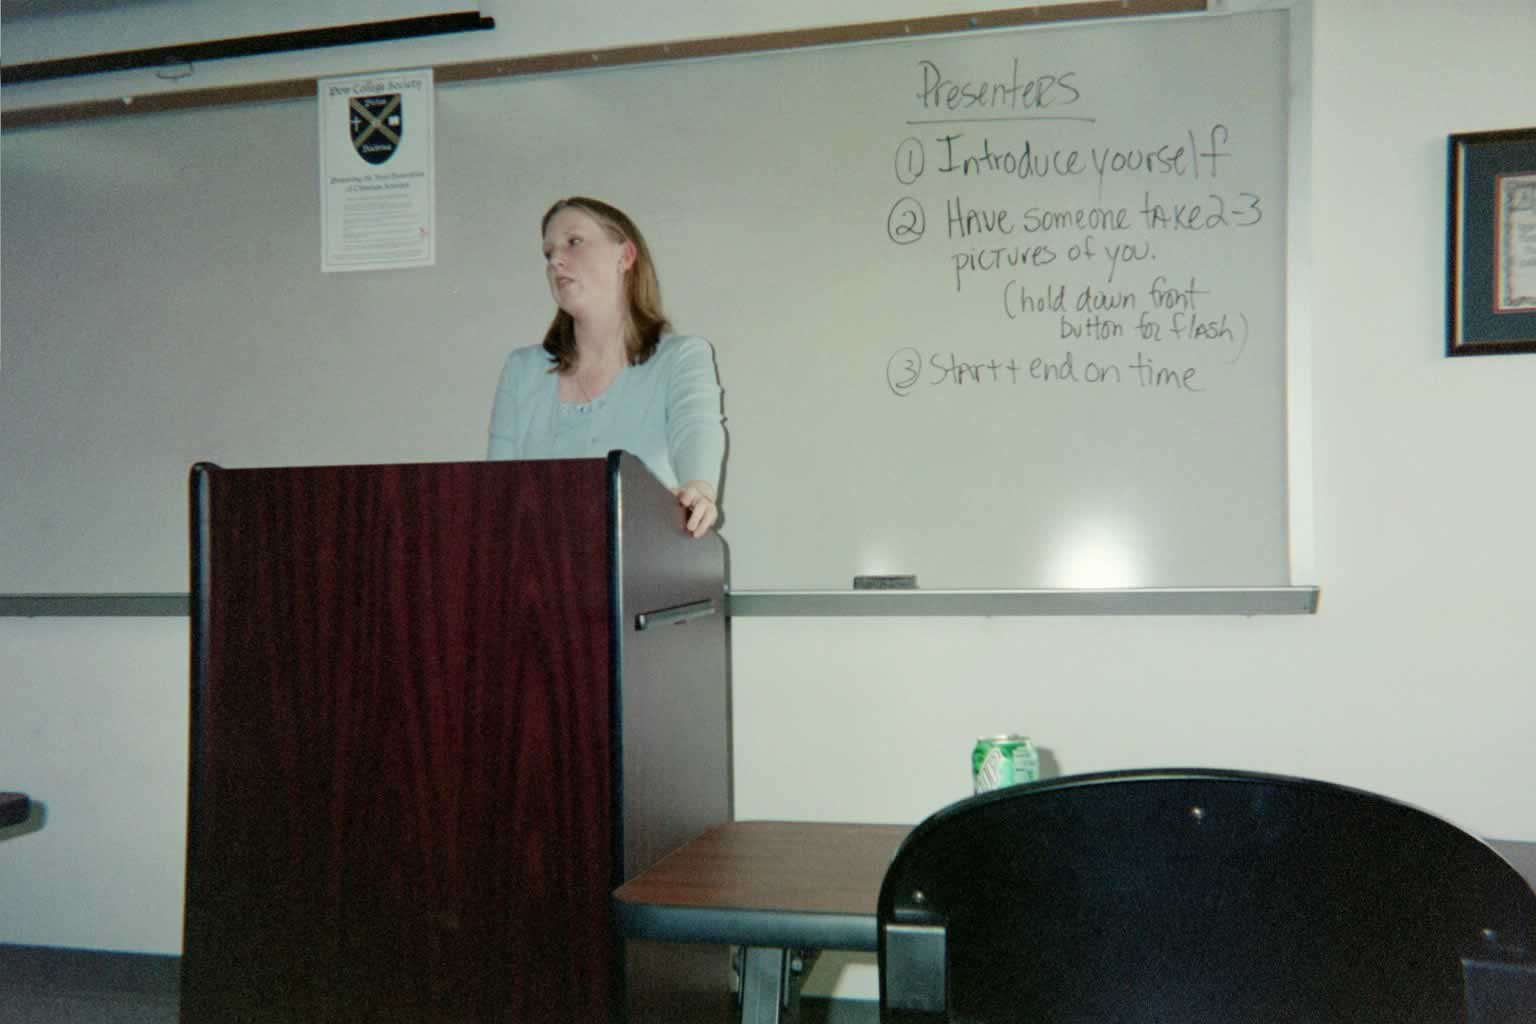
[[487, 333, 725, 493]]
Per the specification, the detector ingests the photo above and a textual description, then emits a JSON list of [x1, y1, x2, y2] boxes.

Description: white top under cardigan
[[486, 333, 725, 493]]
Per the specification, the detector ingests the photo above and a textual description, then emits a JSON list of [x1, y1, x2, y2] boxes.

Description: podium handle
[[635, 599, 717, 631]]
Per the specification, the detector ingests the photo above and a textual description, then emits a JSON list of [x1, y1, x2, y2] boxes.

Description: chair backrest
[[878, 769, 1536, 1024]]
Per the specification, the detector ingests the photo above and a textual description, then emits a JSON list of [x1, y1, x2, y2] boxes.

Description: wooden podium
[[183, 454, 732, 1023]]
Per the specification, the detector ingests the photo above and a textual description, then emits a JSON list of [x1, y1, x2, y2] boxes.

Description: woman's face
[[542, 207, 636, 322]]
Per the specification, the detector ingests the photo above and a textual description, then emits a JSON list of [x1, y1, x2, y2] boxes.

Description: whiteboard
[[0, 5, 1304, 594]]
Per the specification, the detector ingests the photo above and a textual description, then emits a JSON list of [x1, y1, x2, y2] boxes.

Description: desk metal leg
[[737, 947, 818, 1024]]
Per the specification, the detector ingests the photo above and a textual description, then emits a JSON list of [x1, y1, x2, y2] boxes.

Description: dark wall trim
[[0, 944, 180, 997], [729, 587, 1321, 617], [2, 0, 1202, 129], [1, 12, 495, 85], [0, 943, 891, 1020], [0, 594, 189, 617], [0, 588, 1319, 618]]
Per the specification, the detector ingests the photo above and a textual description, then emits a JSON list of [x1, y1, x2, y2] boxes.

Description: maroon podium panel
[[184, 456, 726, 1023]]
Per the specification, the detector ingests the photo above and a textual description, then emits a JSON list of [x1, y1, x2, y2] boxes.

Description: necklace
[[571, 357, 621, 405]]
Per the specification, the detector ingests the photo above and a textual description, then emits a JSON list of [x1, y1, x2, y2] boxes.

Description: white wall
[[0, 619, 189, 951], [3, 0, 1535, 1002]]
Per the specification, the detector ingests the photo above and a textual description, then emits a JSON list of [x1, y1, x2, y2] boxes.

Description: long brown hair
[[540, 197, 670, 371]]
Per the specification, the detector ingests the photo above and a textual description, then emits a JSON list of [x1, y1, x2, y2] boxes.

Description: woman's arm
[[487, 347, 546, 459], [664, 336, 726, 492], [664, 336, 726, 537]]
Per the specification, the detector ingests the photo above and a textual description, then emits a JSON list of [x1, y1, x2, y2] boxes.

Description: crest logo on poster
[[349, 95, 403, 165]]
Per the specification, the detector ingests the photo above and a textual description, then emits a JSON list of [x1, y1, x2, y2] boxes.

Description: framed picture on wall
[[1447, 127, 1536, 356]]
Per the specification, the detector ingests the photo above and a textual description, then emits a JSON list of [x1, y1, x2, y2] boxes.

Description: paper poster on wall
[[1497, 173, 1536, 313], [318, 68, 435, 272]]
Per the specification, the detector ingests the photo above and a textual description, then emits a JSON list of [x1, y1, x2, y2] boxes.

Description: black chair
[[878, 768, 1536, 1023]]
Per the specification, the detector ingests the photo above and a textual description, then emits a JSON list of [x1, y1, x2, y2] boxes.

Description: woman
[[488, 198, 725, 537]]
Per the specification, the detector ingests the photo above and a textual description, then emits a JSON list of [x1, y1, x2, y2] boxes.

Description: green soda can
[[972, 735, 1040, 794]]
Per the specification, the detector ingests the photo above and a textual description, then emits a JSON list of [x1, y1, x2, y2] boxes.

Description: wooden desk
[[614, 821, 909, 1024]]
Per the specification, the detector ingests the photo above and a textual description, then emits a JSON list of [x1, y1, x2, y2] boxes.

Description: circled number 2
[[886, 198, 925, 246]]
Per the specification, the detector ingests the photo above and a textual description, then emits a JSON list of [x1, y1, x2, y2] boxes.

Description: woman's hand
[[673, 481, 718, 538]]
